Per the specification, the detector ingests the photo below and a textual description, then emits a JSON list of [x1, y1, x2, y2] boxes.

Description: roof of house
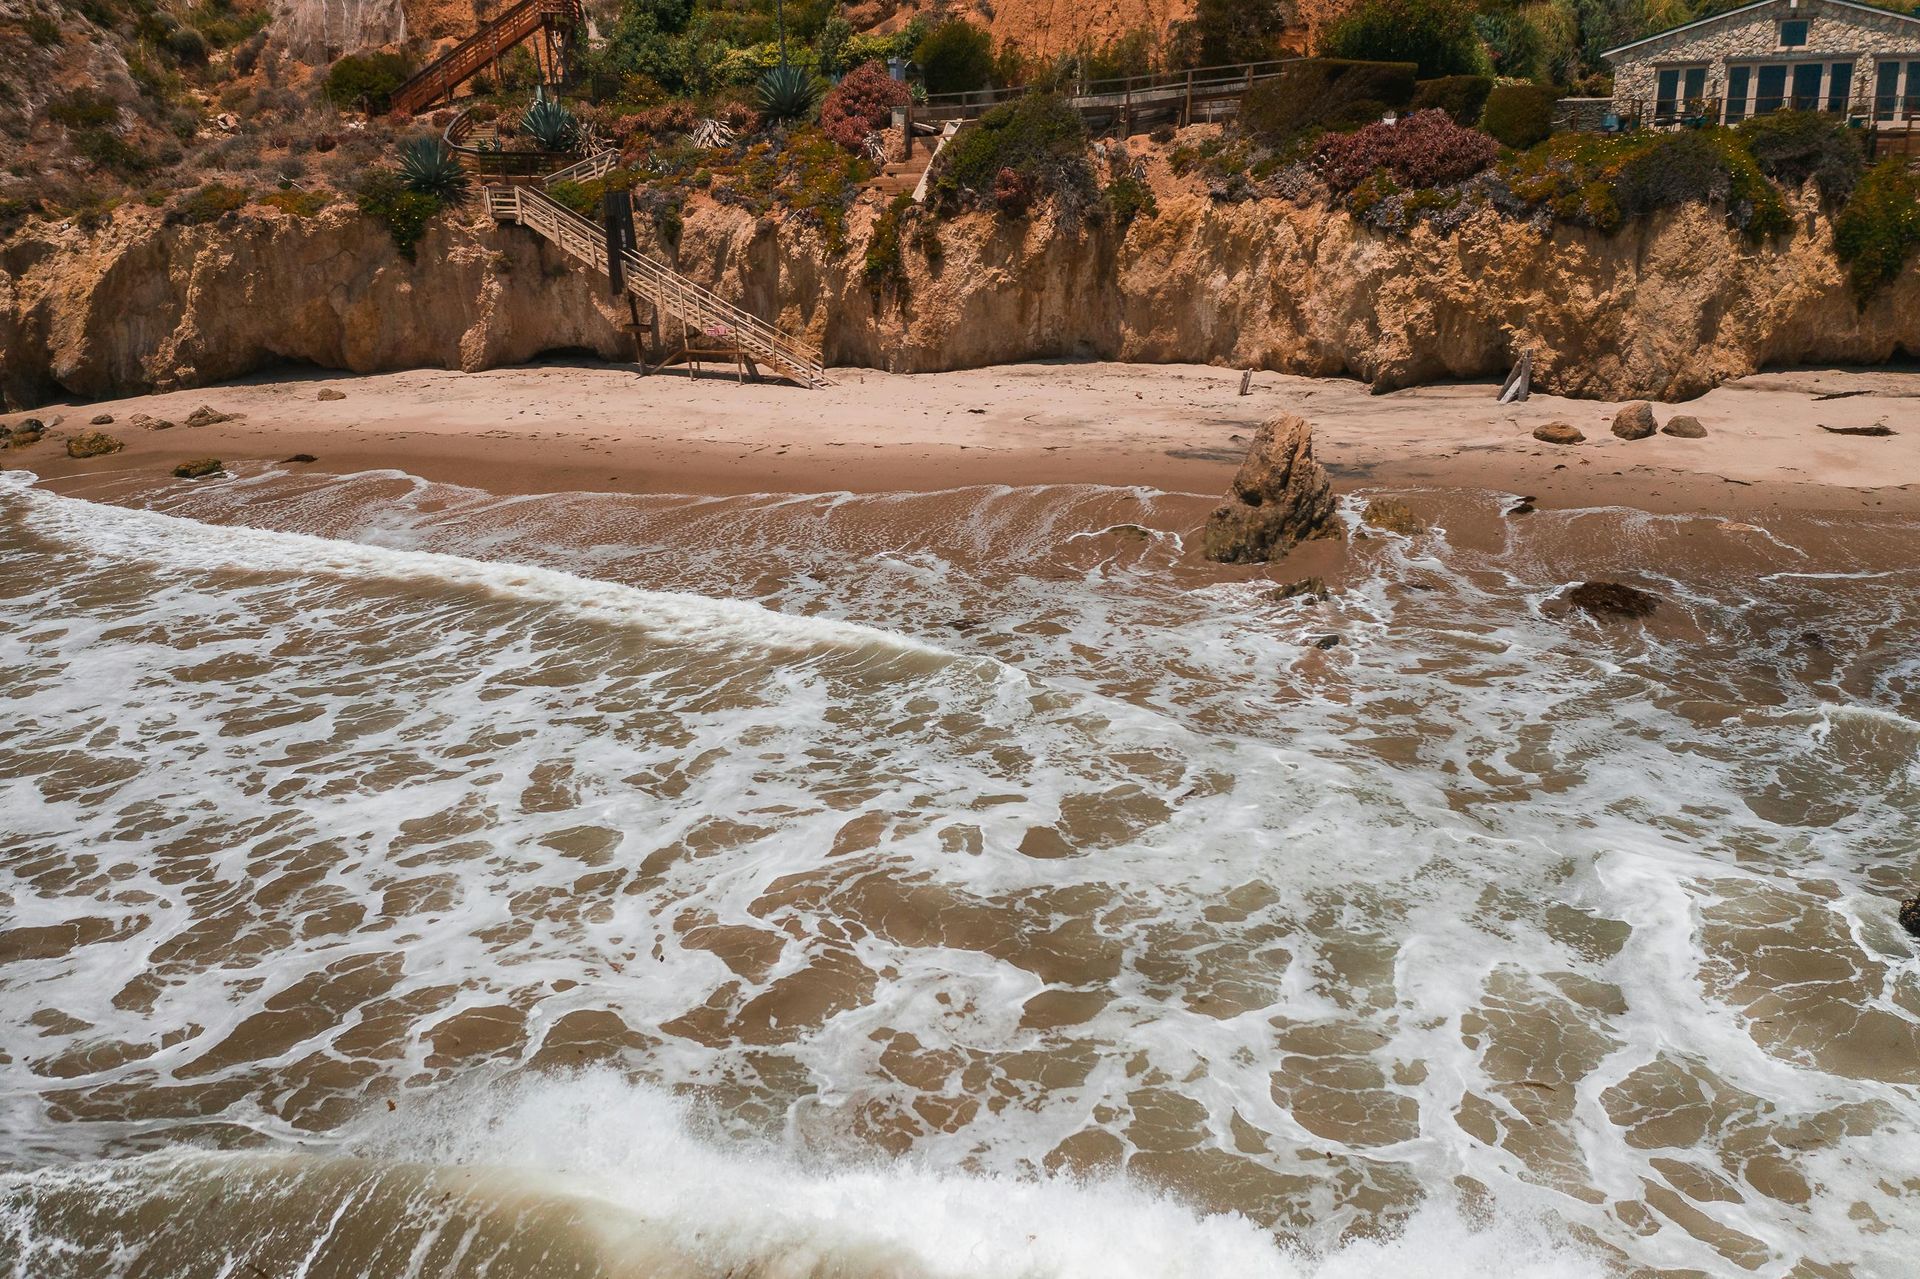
[[1601, 0, 1920, 60]]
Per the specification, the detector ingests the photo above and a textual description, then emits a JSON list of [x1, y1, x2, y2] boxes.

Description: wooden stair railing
[[390, 0, 582, 117], [488, 185, 832, 389]]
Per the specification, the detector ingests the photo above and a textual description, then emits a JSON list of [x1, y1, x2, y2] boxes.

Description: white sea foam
[[3, 471, 1918, 1278]]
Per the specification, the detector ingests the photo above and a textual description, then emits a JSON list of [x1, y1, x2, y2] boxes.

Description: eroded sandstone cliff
[[2, 183, 1914, 411]]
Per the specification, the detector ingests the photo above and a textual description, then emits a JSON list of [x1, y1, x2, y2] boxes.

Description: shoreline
[[7, 360, 1918, 519]]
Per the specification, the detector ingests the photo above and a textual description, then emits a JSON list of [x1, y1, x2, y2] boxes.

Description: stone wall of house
[[1609, 0, 1920, 113]]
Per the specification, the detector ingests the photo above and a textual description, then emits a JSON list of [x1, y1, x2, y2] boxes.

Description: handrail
[[917, 56, 1302, 115], [389, 0, 581, 116], [491, 185, 830, 387]]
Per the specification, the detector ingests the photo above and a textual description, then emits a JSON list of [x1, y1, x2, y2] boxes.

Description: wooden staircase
[[486, 185, 832, 389], [390, 0, 584, 117]]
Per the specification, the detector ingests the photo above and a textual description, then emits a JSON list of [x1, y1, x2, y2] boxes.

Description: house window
[[1878, 59, 1920, 121], [1827, 62, 1852, 113], [1726, 66, 1751, 121], [1779, 18, 1809, 47], [1655, 65, 1709, 120]]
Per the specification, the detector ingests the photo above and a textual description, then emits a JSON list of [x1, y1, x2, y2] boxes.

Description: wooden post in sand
[[1239, 369, 1253, 396], [1498, 349, 1533, 403]]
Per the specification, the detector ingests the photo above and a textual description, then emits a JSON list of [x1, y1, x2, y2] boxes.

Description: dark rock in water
[[90, 413, 114, 425], [1566, 580, 1659, 619], [1107, 524, 1152, 541], [66, 430, 122, 458], [317, 388, 347, 402], [1202, 414, 1338, 564], [1611, 401, 1657, 440], [1311, 634, 1342, 649], [1266, 577, 1329, 602], [1507, 496, 1537, 515], [1900, 894, 1920, 938], [173, 458, 223, 479], [282, 453, 318, 464], [1533, 422, 1584, 445], [185, 405, 237, 427], [1662, 415, 1707, 439], [1363, 497, 1425, 535], [1818, 423, 1894, 437], [1799, 629, 1828, 649]]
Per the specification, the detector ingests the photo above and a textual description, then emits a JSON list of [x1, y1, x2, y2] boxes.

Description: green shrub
[[23, 11, 61, 44], [323, 51, 414, 114], [167, 183, 250, 225], [930, 91, 1095, 216], [47, 90, 118, 129], [1504, 128, 1787, 240], [1409, 74, 1493, 127], [864, 191, 912, 292], [1106, 170, 1157, 227], [523, 95, 580, 149], [1834, 158, 1920, 298], [399, 137, 469, 198], [355, 170, 441, 258], [258, 189, 330, 216], [75, 128, 158, 174], [1480, 81, 1559, 149], [916, 19, 994, 95], [756, 64, 822, 122], [1737, 110, 1864, 204], [166, 25, 209, 64], [1323, 0, 1486, 79], [1238, 59, 1418, 147]]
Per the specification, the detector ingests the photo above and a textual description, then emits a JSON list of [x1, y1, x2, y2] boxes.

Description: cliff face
[[2, 185, 1915, 411]]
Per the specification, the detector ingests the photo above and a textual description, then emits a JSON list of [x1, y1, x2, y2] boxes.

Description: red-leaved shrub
[[821, 61, 910, 152], [992, 165, 1033, 215], [1313, 108, 1497, 194]]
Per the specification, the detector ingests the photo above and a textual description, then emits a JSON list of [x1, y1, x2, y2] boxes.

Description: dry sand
[[9, 361, 1919, 516]]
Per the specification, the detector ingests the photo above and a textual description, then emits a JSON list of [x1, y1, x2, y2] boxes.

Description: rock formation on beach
[[4, 179, 1919, 411], [1201, 414, 1337, 563]]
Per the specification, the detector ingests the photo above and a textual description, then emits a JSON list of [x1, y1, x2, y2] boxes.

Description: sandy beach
[[8, 360, 1918, 517]]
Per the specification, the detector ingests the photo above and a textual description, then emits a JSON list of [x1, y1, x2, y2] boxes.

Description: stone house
[[1603, 0, 1920, 125]]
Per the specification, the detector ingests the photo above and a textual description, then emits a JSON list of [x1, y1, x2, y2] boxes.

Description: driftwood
[[1498, 349, 1533, 403]]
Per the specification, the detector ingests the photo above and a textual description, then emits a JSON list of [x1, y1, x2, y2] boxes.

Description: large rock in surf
[[1202, 415, 1338, 563], [1901, 893, 1920, 938]]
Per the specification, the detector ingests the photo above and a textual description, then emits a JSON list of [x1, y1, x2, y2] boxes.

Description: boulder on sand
[[1611, 401, 1657, 440], [1533, 422, 1584, 445], [173, 458, 224, 478], [317, 388, 346, 402], [1662, 415, 1707, 438], [66, 431, 122, 458], [1202, 415, 1338, 563], [90, 413, 114, 425], [184, 405, 236, 427]]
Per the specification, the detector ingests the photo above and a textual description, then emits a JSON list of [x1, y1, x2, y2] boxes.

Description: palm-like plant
[[523, 95, 579, 152], [757, 64, 821, 122], [398, 137, 469, 199]]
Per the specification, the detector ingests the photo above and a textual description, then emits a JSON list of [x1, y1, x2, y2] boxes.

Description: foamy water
[[2, 465, 1917, 1278]]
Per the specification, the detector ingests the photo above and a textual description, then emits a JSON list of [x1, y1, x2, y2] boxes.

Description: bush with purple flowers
[[1313, 108, 1497, 195]]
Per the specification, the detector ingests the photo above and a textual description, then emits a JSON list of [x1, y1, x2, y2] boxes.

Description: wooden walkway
[[912, 58, 1301, 131], [390, 0, 583, 117], [486, 185, 832, 389]]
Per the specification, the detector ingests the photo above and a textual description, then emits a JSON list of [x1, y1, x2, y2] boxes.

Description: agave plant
[[757, 64, 821, 122], [398, 137, 469, 199], [523, 95, 579, 152]]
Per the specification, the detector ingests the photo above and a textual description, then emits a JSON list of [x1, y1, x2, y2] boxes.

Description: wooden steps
[[486, 185, 831, 389], [389, 0, 583, 117]]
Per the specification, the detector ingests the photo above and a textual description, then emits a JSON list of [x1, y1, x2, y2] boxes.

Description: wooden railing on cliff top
[[486, 185, 831, 388]]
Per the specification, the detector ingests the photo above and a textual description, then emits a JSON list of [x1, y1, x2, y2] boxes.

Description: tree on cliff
[[1322, 0, 1487, 77]]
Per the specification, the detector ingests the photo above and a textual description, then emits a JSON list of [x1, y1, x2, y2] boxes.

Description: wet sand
[[9, 361, 1919, 517]]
